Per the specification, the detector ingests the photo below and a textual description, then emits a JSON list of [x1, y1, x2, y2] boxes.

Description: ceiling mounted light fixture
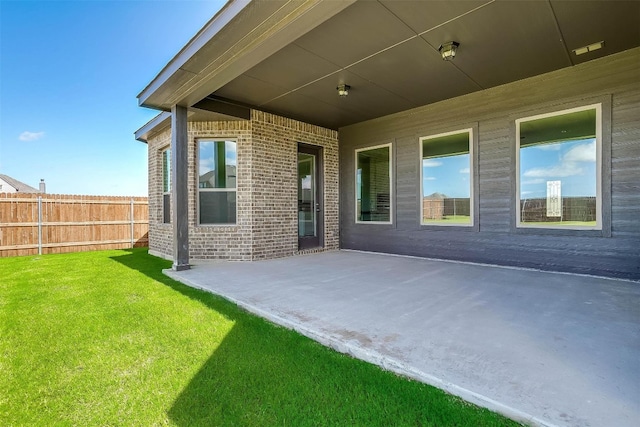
[[337, 83, 350, 97], [438, 41, 459, 61]]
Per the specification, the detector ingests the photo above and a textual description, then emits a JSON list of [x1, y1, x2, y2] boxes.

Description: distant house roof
[[0, 174, 40, 193]]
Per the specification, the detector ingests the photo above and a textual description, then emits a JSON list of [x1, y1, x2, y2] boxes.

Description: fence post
[[37, 196, 42, 255], [130, 198, 134, 248]]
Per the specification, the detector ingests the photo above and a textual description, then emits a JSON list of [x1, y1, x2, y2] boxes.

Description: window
[[516, 104, 601, 229], [420, 129, 473, 226], [356, 143, 392, 223], [198, 140, 237, 225], [162, 148, 171, 224]]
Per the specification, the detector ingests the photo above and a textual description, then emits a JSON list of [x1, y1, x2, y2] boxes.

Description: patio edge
[[164, 267, 560, 427]]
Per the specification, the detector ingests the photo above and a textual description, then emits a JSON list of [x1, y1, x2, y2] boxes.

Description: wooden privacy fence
[[0, 193, 149, 257]]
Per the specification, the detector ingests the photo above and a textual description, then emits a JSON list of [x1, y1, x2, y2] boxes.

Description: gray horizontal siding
[[339, 48, 640, 280], [340, 228, 639, 280]]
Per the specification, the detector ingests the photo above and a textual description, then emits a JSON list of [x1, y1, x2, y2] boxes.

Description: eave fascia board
[[134, 111, 171, 143], [138, 0, 357, 111], [137, 0, 251, 107]]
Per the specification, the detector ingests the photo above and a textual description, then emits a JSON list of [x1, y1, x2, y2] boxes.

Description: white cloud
[[225, 141, 237, 166], [523, 141, 595, 179], [535, 143, 562, 151], [523, 163, 584, 178], [522, 178, 545, 185], [424, 176, 436, 181], [459, 167, 470, 174], [423, 159, 442, 167], [19, 131, 45, 141], [199, 158, 214, 172], [563, 141, 596, 163]]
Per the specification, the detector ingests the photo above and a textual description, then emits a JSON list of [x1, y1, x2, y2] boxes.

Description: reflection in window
[[356, 144, 391, 223], [298, 153, 316, 237], [421, 130, 472, 226], [162, 148, 171, 224], [517, 105, 600, 229], [198, 140, 237, 224]]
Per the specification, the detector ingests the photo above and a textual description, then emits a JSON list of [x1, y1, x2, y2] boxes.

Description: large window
[[516, 104, 601, 229], [356, 143, 392, 223], [198, 140, 237, 225], [420, 129, 472, 226], [162, 148, 171, 224]]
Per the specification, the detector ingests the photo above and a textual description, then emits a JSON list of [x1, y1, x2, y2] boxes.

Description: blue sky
[[420, 138, 596, 199], [0, 0, 226, 196], [520, 139, 596, 199], [422, 154, 470, 199]]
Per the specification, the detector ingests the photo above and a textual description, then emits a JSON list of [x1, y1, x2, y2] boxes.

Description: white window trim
[[419, 128, 474, 227], [196, 138, 238, 226], [355, 142, 393, 225], [515, 103, 602, 230]]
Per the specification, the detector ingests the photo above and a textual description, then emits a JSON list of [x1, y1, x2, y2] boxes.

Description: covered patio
[[165, 250, 640, 427]]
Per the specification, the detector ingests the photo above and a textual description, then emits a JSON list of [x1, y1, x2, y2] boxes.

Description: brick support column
[[171, 105, 189, 270]]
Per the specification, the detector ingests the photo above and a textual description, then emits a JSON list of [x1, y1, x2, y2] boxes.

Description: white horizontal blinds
[[356, 144, 391, 223], [198, 140, 237, 224]]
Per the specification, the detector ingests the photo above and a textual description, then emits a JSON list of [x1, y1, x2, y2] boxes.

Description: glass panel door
[[298, 153, 316, 236], [298, 145, 322, 249]]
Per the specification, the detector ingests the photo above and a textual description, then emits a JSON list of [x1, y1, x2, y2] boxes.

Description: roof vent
[[572, 41, 604, 56]]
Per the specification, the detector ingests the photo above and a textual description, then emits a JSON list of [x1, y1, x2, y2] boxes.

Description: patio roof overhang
[[136, 0, 640, 134]]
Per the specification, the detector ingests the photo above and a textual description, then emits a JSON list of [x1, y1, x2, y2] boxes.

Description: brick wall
[[187, 121, 253, 260], [147, 127, 172, 259], [251, 111, 340, 259], [146, 111, 339, 262]]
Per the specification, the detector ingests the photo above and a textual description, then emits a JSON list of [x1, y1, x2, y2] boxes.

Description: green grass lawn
[[423, 215, 471, 224], [520, 220, 597, 226], [1, 249, 523, 426]]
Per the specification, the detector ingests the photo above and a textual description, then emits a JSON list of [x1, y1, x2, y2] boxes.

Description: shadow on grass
[[108, 248, 241, 322], [109, 248, 520, 427]]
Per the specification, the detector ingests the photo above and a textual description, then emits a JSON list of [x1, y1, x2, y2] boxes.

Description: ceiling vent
[[572, 41, 604, 56]]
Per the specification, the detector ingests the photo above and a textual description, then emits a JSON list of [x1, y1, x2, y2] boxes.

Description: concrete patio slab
[[164, 250, 640, 427]]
